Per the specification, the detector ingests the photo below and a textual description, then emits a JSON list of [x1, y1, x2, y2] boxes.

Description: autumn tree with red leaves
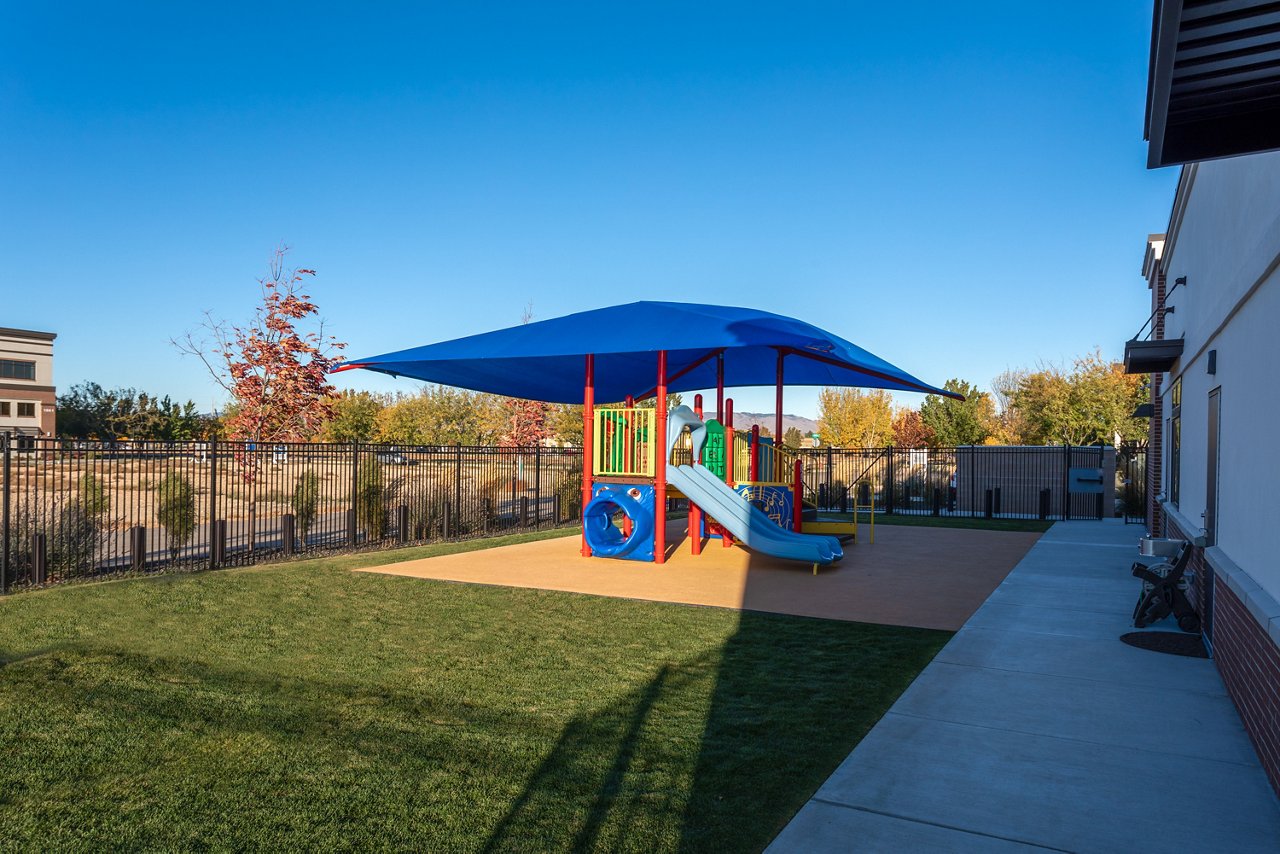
[[176, 247, 345, 444], [891, 407, 934, 448], [497, 304, 551, 448]]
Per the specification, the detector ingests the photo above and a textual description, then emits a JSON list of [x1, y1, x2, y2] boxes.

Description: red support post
[[724, 399, 735, 487], [716, 353, 725, 422], [581, 354, 595, 557], [624, 394, 635, 475], [689, 393, 703, 555], [793, 459, 804, 533], [654, 350, 668, 565], [723, 398, 734, 547], [775, 350, 784, 446], [750, 424, 760, 483]]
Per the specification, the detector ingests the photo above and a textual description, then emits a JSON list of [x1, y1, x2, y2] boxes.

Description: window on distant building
[[0, 402, 9, 417], [0, 360, 36, 380], [1168, 378, 1181, 507], [16, 402, 35, 418]]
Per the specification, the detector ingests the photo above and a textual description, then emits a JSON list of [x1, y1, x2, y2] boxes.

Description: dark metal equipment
[[1132, 542, 1201, 634]]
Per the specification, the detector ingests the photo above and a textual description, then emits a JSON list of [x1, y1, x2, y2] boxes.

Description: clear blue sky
[[1, 2, 1178, 419]]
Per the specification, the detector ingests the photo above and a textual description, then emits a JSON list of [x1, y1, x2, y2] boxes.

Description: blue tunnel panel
[[583, 483, 656, 562]]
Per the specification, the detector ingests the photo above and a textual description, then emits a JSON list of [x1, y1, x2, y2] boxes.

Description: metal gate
[[1117, 443, 1148, 525]]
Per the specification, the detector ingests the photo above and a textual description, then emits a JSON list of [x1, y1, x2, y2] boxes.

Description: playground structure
[[337, 301, 957, 571]]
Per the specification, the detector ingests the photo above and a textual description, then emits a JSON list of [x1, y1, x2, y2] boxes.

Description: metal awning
[[1146, 1, 1280, 167], [1124, 338, 1185, 374]]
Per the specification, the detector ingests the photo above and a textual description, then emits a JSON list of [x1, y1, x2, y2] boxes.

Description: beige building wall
[[0, 327, 57, 437]]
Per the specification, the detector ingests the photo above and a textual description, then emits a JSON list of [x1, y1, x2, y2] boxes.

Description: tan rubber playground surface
[[356, 521, 1042, 631]]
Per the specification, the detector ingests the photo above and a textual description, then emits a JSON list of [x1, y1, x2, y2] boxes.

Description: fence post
[[349, 441, 359, 545], [825, 445, 833, 509], [31, 532, 47, 584], [969, 445, 976, 518], [1062, 443, 1071, 521], [208, 438, 218, 570], [282, 514, 295, 555], [1, 433, 9, 594], [886, 446, 896, 515], [553, 493, 562, 525], [454, 443, 463, 534], [131, 525, 146, 572], [213, 519, 226, 566], [533, 444, 542, 529], [397, 505, 409, 543]]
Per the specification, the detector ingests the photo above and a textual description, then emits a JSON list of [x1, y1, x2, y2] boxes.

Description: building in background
[[1134, 0, 1280, 798], [0, 327, 57, 439]]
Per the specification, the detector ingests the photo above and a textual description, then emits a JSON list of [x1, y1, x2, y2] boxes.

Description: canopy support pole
[[690, 394, 703, 555], [716, 353, 725, 421], [654, 350, 668, 565], [775, 350, 784, 445], [581, 354, 594, 557]]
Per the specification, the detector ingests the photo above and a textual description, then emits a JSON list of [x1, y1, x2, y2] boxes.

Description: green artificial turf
[[0, 551, 950, 852]]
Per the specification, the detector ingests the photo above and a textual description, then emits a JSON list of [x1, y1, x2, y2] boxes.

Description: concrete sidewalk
[[769, 520, 1280, 853]]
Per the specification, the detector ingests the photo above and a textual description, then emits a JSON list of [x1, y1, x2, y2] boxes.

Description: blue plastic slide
[[666, 406, 843, 566]]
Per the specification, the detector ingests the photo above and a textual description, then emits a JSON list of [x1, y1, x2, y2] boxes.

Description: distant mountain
[[731, 411, 819, 438]]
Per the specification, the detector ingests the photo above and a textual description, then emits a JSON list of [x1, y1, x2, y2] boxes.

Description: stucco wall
[[1160, 153, 1280, 605]]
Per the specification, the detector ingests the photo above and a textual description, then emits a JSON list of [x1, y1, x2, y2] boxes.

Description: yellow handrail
[[592, 408, 656, 477], [732, 431, 799, 485]]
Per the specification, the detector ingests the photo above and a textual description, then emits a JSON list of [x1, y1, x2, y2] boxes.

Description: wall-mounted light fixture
[[1174, 276, 1187, 287]]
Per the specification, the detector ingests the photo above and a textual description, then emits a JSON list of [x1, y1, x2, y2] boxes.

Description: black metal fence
[[0, 436, 581, 592], [794, 444, 1118, 522], [0, 436, 1124, 594]]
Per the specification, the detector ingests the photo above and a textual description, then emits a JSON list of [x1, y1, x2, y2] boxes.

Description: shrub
[[156, 473, 197, 558], [79, 472, 110, 516], [553, 462, 583, 522], [11, 495, 101, 581], [293, 470, 321, 544], [355, 455, 387, 540]]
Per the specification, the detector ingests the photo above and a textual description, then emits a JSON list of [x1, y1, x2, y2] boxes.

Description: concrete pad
[[813, 714, 1280, 852], [774, 520, 1280, 851], [981, 583, 1134, 617], [937, 626, 1227, 696], [964, 600, 1142, 641], [893, 662, 1256, 765], [766, 799, 1055, 853], [357, 522, 1041, 631]]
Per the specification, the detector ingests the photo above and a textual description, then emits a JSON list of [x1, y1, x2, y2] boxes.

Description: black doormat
[[1120, 631, 1208, 658]]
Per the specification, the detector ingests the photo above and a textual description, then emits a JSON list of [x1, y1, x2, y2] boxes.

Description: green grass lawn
[[0, 541, 950, 852]]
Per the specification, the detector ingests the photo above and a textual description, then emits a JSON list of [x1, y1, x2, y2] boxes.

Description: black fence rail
[[794, 444, 1118, 522], [0, 436, 1124, 594], [0, 436, 581, 592]]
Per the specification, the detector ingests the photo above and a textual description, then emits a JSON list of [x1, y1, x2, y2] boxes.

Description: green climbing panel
[[702, 419, 726, 479]]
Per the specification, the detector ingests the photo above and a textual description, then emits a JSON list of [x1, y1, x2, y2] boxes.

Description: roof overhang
[[1124, 338, 1185, 373], [1146, 1, 1280, 168]]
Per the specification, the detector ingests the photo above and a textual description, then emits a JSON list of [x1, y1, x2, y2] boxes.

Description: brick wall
[[1166, 516, 1280, 797], [1211, 579, 1280, 797], [1148, 269, 1166, 535]]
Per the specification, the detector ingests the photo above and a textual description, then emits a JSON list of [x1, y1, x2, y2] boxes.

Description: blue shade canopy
[[336, 301, 959, 404]]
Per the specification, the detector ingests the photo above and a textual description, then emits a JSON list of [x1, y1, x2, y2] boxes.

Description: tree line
[[815, 350, 1148, 449]]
